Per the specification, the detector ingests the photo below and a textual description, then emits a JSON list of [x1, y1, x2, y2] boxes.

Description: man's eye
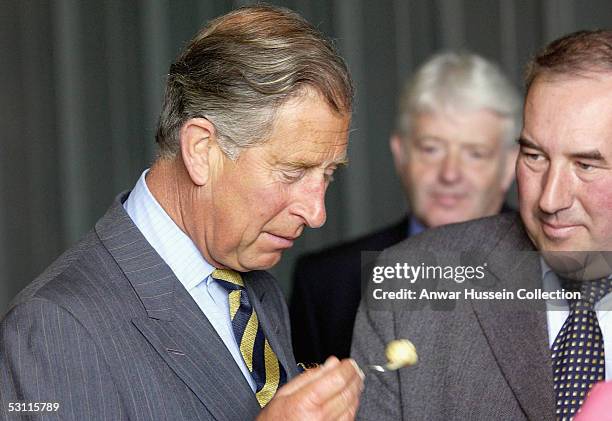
[[281, 169, 306, 182], [468, 150, 486, 160], [522, 150, 542, 161], [419, 144, 441, 154], [576, 161, 595, 171]]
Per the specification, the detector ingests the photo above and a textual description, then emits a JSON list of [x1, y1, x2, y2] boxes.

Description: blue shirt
[[409, 216, 426, 237], [123, 170, 256, 391]]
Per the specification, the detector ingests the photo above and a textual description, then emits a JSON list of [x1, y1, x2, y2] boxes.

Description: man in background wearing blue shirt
[[291, 52, 521, 363]]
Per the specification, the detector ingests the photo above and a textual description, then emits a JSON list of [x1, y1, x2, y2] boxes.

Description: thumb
[[275, 357, 340, 396]]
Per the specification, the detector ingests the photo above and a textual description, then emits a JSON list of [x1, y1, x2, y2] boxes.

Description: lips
[[274, 233, 299, 242], [540, 220, 581, 239], [264, 232, 298, 249], [431, 192, 467, 207]]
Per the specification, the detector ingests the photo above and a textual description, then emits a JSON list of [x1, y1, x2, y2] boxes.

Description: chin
[[427, 212, 471, 228], [533, 234, 589, 253], [242, 252, 283, 271]]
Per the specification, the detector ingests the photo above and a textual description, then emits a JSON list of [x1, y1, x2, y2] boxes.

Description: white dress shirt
[[543, 259, 612, 380], [123, 169, 256, 391]]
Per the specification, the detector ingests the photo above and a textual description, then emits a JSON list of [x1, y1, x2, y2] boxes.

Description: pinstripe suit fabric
[[0, 193, 298, 420]]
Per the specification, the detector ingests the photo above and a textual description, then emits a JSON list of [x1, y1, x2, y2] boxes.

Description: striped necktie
[[552, 277, 612, 420], [211, 269, 286, 407]]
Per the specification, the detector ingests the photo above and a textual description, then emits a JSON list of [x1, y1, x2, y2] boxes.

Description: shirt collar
[[540, 257, 553, 280], [540, 256, 612, 311], [123, 169, 214, 291], [540, 256, 612, 281], [540, 257, 562, 294]]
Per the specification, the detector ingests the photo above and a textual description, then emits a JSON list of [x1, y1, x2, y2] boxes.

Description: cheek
[[408, 160, 435, 186], [580, 180, 612, 223], [407, 170, 430, 203], [464, 165, 495, 189], [211, 185, 271, 245], [246, 184, 290, 225], [516, 164, 537, 204], [464, 165, 502, 195]]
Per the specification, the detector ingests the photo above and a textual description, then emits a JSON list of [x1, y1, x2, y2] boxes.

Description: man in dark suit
[[291, 52, 521, 363], [353, 30, 612, 420], [0, 6, 363, 420]]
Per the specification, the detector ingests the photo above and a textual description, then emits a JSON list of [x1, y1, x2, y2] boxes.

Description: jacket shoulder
[[7, 231, 97, 308], [296, 219, 407, 269], [5, 229, 136, 322], [386, 212, 521, 256]]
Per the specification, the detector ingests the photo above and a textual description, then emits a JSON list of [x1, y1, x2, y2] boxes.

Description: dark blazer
[[290, 218, 408, 363], [0, 193, 299, 421], [352, 212, 555, 420]]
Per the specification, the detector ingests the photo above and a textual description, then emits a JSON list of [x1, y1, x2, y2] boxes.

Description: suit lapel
[[469, 218, 555, 421], [131, 308, 260, 421], [96, 195, 260, 420]]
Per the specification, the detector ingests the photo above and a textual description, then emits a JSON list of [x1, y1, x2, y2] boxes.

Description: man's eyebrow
[[518, 137, 606, 162], [570, 150, 605, 161], [413, 135, 445, 142], [282, 156, 349, 168], [517, 137, 543, 151]]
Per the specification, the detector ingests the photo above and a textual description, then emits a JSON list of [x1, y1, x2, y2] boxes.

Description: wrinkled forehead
[[269, 134, 349, 167]]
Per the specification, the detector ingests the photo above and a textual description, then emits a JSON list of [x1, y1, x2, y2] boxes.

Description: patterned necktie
[[552, 277, 612, 420], [211, 269, 286, 407]]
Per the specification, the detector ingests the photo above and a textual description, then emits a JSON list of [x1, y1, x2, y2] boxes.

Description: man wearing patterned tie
[[353, 30, 612, 420], [0, 5, 363, 421]]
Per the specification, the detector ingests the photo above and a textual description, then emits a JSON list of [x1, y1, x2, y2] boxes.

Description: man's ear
[[501, 145, 519, 191], [390, 134, 407, 175], [179, 118, 216, 186]]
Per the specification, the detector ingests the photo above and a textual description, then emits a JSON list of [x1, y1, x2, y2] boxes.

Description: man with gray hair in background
[[354, 30, 612, 420], [0, 5, 363, 420], [291, 52, 521, 364]]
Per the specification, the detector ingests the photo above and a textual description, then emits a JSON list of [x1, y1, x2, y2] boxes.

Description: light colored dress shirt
[[543, 259, 612, 380], [123, 169, 256, 391]]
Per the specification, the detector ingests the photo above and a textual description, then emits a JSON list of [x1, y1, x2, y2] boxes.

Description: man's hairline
[[395, 108, 518, 150], [156, 89, 352, 162]]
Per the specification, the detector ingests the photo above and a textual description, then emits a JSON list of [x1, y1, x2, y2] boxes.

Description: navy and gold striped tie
[[211, 269, 286, 407]]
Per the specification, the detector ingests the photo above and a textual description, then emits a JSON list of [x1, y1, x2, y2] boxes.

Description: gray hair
[[156, 5, 353, 160], [396, 52, 521, 147]]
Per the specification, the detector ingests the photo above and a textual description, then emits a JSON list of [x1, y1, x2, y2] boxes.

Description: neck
[[147, 155, 221, 268], [146, 157, 189, 234], [543, 251, 612, 281]]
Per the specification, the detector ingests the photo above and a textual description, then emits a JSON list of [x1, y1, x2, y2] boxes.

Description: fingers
[[319, 363, 363, 420], [299, 358, 363, 415], [258, 357, 364, 421], [276, 357, 340, 397]]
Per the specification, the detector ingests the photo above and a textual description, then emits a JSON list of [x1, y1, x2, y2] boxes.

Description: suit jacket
[[352, 212, 556, 421], [0, 193, 299, 421], [290, 218, 408, 363]]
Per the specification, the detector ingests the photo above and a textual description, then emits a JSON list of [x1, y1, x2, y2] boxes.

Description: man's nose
[[293, 176, 327, 228], [538, 163, 573, 214], [439, 151, 462, 184]]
